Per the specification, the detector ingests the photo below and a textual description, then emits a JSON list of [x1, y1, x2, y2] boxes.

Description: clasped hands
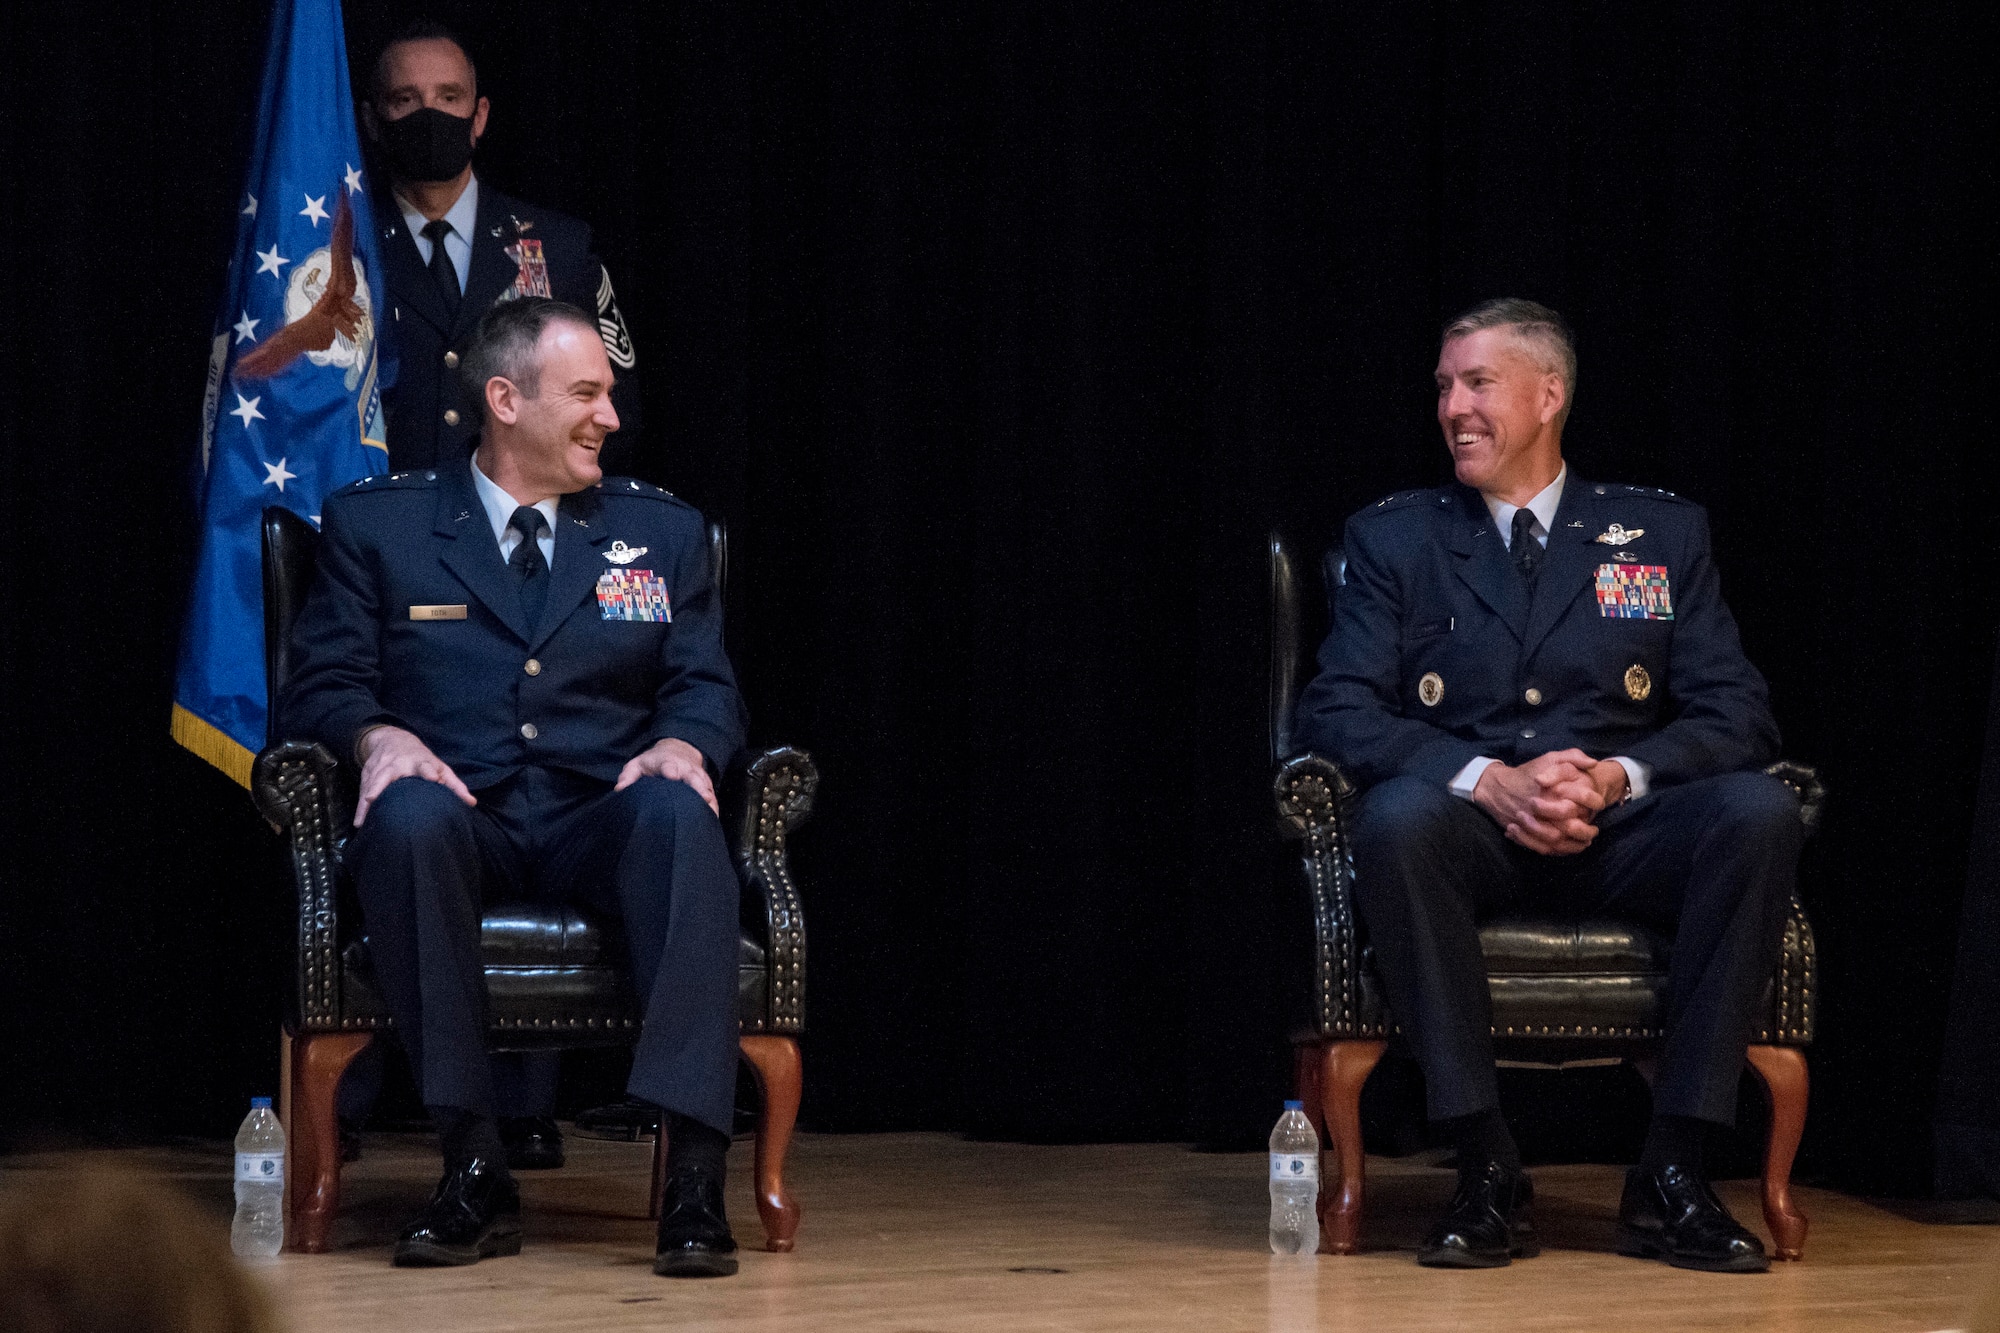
[[1471, 748, 1629, 855], [352, 726, 717, 825]]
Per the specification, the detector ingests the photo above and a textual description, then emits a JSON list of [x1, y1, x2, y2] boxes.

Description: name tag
[[1594, 564, 1673, 620], [409, 604, 467, 621]]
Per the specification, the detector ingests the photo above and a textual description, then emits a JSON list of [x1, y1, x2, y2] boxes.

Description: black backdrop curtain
[[2, 2, 1993, 1193]]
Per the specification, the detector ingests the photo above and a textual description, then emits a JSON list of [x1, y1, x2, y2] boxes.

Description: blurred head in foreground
[[0, 1167, 279, 1333]]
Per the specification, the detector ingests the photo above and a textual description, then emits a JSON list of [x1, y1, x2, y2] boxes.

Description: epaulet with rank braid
[[335, 469, 439, 497], [1594, 482, 1695, 507], [598, 477, 697, 513], [1353, 488, 1439, 519]]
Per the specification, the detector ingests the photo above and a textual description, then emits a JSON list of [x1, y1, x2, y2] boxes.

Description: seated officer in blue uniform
[[1295, 299, 1801, 1273], [282, 296, 743, 1277]]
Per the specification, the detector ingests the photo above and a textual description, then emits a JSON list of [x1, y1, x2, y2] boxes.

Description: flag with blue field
[[173, 0, 388, 786]]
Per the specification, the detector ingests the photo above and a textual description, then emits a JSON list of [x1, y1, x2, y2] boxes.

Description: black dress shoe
[[574, 1098, 659, 1142], [1618, 1164, 1769, 1272], [392, 1157, 523, 1267], [654, 1164, 739, 1278], [1416, 1159, 1538, 1268], [500, 1116, 566, 1170]]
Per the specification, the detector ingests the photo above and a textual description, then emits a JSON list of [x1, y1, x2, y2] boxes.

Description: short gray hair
[[459, 296, 598, 423], [1442, 298, 1578, 419]]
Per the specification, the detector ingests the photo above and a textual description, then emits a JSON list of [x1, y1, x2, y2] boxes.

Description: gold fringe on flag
[[170, 702, 255, 790]]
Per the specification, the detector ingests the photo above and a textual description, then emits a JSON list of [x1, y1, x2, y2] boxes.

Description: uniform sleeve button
[[524, 659, 541, 676], [443, 409, 461, 427], [1520, 727, 1537, 739], [520, 723, 539, 740], [1524, 687, 1543, 706], [444, 350, 460, 369]]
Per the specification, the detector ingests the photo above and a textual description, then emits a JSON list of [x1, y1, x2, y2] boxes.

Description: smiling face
[[481, 320, 620, 501], [1435, 326, 1568, 504]]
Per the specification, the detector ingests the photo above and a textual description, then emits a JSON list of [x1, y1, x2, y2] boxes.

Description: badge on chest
[[1594, 563, 1674, 620], [596, 567, 671, 622]]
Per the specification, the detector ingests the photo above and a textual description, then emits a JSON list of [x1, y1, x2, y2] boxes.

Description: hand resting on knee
[[353, 725, 478, 826], [616, 737, 719, 816]]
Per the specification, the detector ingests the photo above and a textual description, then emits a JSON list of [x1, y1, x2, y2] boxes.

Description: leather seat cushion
[[1477, 913, 1671, 974], [340, 906, 771, 1042]]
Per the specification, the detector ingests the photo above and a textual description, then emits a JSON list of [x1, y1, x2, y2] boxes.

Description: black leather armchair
[[253, 507, 817, 1254], [1268, 535, 1819, 1259]]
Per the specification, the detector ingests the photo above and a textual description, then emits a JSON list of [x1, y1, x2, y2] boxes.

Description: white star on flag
[[344, 163, 364, 194], [242, 193, 258, 217], [255, 244, 290, 277], [232, 311, 260, 344], [230, 393, 265, 428], [300, 194, 329, 226], [263, 458, 298, 492]]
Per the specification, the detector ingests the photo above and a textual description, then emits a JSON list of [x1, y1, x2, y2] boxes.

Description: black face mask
[[376, 106, 476, 183]]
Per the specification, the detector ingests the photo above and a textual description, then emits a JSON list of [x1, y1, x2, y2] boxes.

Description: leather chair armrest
[[1763, 760, 1826, 837], [1274, 753, 1372, 1036], [733, 746, 819, 1035], [254, 740, 351, 1031]]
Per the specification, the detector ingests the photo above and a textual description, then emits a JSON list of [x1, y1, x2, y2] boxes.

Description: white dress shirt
[[395, 175, 479, 294], [471, 453, 557, 570], [1446, 464, 1653, 805]]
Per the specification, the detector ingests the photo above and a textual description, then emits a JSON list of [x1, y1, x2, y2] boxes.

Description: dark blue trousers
[[347, 768, 741, 1135], [1347, 771, 1803, 1127]]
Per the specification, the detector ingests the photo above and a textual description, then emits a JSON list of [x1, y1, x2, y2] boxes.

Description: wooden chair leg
[[284, 1030, 373, 1253], [1315, 1039, 1387, 1255], [1293, 1043, 1327, 1143], [648, 1115, 671, 1221], [1745, 1044, 1810, 1261], [740, 1034, 803, 1251]]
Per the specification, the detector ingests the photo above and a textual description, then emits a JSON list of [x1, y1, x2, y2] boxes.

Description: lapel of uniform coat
[[457, 187, 523, 341], [378, 202, 454, 336], [1443, 485, 1529, 642], [529, 486, 612, 653], [433, 459, 532, 642], [1521, 473, 1604, 658]]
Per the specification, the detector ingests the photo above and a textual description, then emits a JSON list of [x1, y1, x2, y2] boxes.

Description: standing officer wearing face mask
[[363, 19, 642, 476], [338, 17, 646, 1173]]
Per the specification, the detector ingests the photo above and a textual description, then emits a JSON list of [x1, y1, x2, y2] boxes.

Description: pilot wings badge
[[1595, 523, 1645, 546], [604, 540, 648, 565]]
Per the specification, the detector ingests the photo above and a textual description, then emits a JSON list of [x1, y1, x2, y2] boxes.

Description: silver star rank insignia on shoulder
[[604, 540, 648, 565], [1595, 523, 1645, 546]]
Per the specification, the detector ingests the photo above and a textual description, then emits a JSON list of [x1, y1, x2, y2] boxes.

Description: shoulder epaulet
[[1353, 488, 1440, 519], [335, 469, 439, 497], [597, 477, 696, 512], [1588, 482, 1696, 506]]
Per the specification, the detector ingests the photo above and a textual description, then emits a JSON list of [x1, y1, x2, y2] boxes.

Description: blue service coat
[[280, 457, 745, 790], [376, 182, 641, 472], [1294, 477, 1778, 791]]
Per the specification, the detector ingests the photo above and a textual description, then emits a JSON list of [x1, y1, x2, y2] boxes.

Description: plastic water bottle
[[232, 1096, 285, 1258], [1269, 1099, 1320, 1255]]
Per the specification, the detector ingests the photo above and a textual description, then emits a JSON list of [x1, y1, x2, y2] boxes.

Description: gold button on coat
[[443, 408, 460, 427], [1524, 687, 1543, 706], [520, 723, 538, 740], [443, 350, 460, 369], [524, 659, 541, 676]]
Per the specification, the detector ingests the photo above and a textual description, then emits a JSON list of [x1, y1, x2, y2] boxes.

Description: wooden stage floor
[[4, 1132, 1997, 1331]]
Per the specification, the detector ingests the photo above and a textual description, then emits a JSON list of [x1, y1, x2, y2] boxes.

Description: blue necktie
[[509, 506, 549, 629]]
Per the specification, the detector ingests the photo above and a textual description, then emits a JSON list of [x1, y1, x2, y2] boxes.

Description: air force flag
[[173, 0, 388, 785]]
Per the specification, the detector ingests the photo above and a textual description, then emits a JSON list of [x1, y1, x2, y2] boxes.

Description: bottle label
[[1270, 1152, 1319, 1183], [236, 1152, 285, 1185]]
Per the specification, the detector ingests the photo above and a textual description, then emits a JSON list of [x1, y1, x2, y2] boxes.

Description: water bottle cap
[[251, 1097, 272, 1109], [1283, 1099, 1303, 1111]]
